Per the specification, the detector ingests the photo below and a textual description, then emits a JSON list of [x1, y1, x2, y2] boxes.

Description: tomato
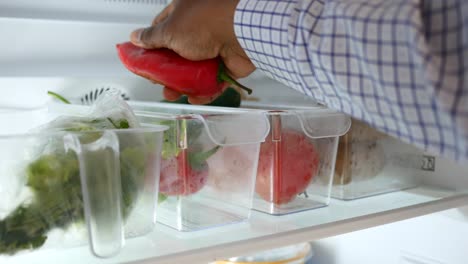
[[159, 146, 219, 196], [255, 129, 320, 204], [207, 145, 257, 191], [159, 151, 209, 196]]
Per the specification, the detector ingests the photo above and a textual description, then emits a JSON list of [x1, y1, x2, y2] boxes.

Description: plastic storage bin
[[241, 103, 351, 215], [327, 119, 426, 200], [128, 101, 270, 231], [0, 108, 166, 258]]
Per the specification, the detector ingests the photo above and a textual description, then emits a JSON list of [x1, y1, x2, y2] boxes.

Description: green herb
[[107, 118, 130, 129], [119, 119, 130, 129], [158, 119, 204, 159], [0, 93, 150, 255], [1, 152, 83, 254], [188, 145, 221, 170], [158, 193, 167, 204], [48, 91, 71, 104], [159, 120, 179, 159]]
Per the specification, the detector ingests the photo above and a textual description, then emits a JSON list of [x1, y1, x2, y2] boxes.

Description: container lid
[[241, 102, 351, 138], [127, 101, 271, 146], [1, 104, 168, 137]]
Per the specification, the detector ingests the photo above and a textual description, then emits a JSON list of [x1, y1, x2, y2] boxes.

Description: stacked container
[[0, 107, 166, 258], [328, 118, 426, 200], [2, 95, 421, 261], [241, 103, 351, 215], [129, 101, 270, 231]]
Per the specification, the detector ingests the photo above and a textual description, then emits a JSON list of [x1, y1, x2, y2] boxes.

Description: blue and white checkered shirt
[[234, 0, 468, 162]]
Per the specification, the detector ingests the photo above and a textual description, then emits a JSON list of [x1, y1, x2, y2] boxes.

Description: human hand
[[130, 0, 255, 104]]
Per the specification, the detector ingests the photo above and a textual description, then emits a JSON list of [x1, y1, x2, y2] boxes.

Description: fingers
[[163, 87, 182, 101], [223, 57, 255, 79], [152, 3, 174, 25], [163, 86, 215, 105], [187, 87, 225, 105], [163, 86, 223, 105], [130, 24, 168, 49], [187, 96, 215, 105], [129, 0, 249, 105], [220, 46, 256, 79], [130, 2, 173, 48]]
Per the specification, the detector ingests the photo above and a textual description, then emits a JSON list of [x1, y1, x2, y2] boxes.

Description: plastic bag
[[37, 89, 141, 132], [0, 91, 153, 255]]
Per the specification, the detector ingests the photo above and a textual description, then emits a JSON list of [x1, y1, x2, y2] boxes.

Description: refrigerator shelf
[[1, 185, 466, 264], [1, 77, 467, 264]]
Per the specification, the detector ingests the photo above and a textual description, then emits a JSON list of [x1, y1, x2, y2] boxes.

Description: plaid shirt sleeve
[[234, 0, 468, 162]]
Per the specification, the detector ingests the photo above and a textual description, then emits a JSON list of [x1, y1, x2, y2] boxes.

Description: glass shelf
[[1, 186, 466, 264]]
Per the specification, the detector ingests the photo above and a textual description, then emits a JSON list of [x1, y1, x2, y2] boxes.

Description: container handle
[[64, 131, 125, 258]]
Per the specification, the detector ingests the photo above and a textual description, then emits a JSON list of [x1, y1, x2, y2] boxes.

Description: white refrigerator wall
[[1, 10, 313, 105], [312, 206, 468, 264], [0, 18, 144, 77], [0, 0, 166, 77]]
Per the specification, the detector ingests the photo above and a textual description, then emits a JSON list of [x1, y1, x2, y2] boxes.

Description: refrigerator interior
[[312, 205, 468, 264], [1, 1, 468, 263]]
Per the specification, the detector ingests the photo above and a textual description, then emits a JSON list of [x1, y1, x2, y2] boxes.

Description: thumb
[[152, 3, 174, 25], [130, 25, 167, 49]]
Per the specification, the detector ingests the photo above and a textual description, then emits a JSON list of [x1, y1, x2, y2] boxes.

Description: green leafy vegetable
[[159, 120, 179, 160], [158, 87, 235, 166], [107, 118, 130, 129], [0, 93, 151, 255], [188, 145, 221, 171], [158, 119, 204, 159], [48, 91, 71, 104], [1, 152, 83, 254], [158, 193, 167, 204]]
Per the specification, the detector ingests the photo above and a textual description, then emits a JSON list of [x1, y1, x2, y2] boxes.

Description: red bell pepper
[[116, 42, 252, 97]]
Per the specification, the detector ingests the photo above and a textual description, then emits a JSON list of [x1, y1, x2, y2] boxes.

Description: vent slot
[[80, 87, 131, 105]]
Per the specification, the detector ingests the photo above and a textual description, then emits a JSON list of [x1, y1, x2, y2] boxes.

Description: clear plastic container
[[0, 129, 166, 257], [0, 108, 166, 258], [128, 101, 270, 231], [241, 103, 351, 215], [210, 243, 313, 264], [326, 119, 426, 200]]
